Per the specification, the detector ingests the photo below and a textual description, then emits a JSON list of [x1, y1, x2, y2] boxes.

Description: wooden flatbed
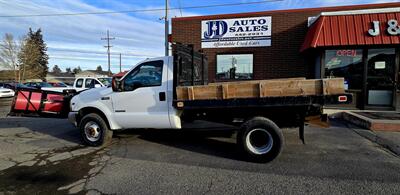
[[176, 78, 345, 101]]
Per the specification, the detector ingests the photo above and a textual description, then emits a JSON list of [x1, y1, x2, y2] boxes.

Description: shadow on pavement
[[0, 117, 84, 145], [113, 123, 247, 162]]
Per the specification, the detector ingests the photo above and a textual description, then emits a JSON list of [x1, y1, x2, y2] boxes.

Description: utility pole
[[119, 53, 122, 73], [101, 30, 115, 75], [165, 0, 169, 56]]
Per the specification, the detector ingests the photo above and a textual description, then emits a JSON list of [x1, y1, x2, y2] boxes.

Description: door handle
[[159, 92, 166, 101]]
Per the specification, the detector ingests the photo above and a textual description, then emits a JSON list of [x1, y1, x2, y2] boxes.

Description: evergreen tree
[[18, 28, 49, 80], [96, 65, 103, 72], [65, 67, 72, 73], [52, 65, 62, 74], [28, 28, 49, 79], [73, 66, 82, 74], [18, 35, 40, 81]]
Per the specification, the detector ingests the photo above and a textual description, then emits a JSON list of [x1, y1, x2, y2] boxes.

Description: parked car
[[0, 87, 15, 98], [24, 82, 53, 89], [4, 82, 34, 90], [48, 82, 70, 87]]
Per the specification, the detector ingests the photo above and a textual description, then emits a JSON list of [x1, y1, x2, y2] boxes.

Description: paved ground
[[0, 97, 12, 118], [0, 114, 399, 194]]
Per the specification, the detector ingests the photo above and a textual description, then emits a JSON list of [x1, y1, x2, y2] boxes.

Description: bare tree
[[0, 33, 19, 81]]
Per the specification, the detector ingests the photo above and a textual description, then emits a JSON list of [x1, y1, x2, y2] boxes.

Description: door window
[[367, 48, 396, 106], [123, 60, 163, 91], [85, 79, 94, 88], [75, 79, 83, 88]]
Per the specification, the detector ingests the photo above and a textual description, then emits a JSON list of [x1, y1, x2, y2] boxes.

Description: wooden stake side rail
[[176, 78, 345, 101]]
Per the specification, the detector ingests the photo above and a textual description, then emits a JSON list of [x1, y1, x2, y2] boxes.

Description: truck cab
[[69, 56, 181, 133]]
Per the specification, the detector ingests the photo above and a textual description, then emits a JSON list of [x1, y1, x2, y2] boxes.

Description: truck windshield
[[98, 78, 112, 86]]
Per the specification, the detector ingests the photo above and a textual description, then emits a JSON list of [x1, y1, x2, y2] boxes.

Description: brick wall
[[171, 3, 400, 82]]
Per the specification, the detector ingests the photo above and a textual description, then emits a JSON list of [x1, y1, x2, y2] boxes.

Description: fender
[[75, 103, 122, 130]]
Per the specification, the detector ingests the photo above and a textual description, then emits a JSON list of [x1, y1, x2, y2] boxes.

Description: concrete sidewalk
[[351, 128, 400, 156], [325, 109, 400, 156]]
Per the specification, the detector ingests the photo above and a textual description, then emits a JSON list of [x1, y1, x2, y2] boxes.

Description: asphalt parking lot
[[0, 98, 400, 194]]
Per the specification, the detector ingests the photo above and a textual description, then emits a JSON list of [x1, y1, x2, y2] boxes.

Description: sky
[[0, 0, 398, 73]]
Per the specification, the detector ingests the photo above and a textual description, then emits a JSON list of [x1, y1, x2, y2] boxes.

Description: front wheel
[[237, 117, 284, 163], [79, 113, 113, 147]]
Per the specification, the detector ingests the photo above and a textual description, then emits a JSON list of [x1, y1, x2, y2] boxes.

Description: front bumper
[[68, 111, 78, 127], [0, 92, 15, 98]]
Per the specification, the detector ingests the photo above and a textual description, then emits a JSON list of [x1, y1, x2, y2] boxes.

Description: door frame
[[362, 47, 398, 110]]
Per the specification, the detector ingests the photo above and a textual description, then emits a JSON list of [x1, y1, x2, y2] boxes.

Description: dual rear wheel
[[237, 117, 284, 162]]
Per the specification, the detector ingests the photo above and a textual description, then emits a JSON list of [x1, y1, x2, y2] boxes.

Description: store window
[[324, 49, 363, 90], [216, 54, 253, 80]]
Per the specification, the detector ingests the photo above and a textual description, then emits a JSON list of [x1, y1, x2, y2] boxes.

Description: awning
[[301, 9, 400, 52]]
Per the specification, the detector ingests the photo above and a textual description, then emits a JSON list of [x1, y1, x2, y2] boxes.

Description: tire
[[79, 113, 113, 147], [237, 117, 284, 163]]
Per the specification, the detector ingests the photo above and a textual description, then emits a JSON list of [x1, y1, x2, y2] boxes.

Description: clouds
[[0, 0, 397, 72], [0, 0, 166, 72]]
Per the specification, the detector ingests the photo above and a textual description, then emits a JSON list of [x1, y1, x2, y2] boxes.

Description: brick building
[[171, 2, 400, 110]]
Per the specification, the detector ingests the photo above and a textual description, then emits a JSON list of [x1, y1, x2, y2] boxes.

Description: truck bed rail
[[174, 93, 352, 110]]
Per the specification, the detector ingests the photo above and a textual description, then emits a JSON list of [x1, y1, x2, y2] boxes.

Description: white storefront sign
[[368, 19, 400, 36], [201, 16, 272, 48]]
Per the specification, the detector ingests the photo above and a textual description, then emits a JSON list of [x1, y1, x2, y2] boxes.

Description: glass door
[[366, 48, 396, 107]]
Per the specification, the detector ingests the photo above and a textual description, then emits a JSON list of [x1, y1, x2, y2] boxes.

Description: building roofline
[[321, 7, 400, 16], [172, 2, 400, 21]]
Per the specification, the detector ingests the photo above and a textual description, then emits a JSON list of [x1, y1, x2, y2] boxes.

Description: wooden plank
[[187, 87, 194, 100], [176, 78, 345, 100], [260, 79, 323, 97], [224, 82, 260, 99], [176, 87, 188, 100], [222, 84, 229, 99], [322, 78, 345, 95], [208, 77, 306, 86], [190, 85, 222, 100]]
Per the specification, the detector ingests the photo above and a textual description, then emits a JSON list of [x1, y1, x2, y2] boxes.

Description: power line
[[0, 0, 284, 18], [177, 0, 183, 17], [101, 30, 115, 76]]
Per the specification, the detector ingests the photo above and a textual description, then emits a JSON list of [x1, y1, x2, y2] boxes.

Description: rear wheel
[[237, 117, 283, 163], [79, 113, 113, 147]]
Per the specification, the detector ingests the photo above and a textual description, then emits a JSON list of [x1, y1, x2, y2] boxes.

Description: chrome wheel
[[245, 128, 273, 155], [84, 121, 101, 142]]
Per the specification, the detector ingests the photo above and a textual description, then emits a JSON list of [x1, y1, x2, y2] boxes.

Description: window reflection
[[217, 54, 253, 80], [324, 49, 363, 90], [123, 60, 163, 91]]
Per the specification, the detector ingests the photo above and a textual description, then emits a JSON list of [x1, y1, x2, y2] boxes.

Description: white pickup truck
[[42, 77, 112, 93], [10, 44, 351, 162]]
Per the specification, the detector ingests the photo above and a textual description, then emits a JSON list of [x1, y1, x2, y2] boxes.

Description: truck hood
[[70, 87, 113, 111], [77, 87, 112, 101]]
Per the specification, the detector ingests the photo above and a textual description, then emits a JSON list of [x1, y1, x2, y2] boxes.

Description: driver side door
[[111, 59, 171, 129]]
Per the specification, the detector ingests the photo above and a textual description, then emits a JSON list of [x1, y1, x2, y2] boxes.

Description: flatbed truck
[[10, 44, 352, 162]]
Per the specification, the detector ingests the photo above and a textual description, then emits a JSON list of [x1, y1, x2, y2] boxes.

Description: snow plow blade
[[9, 88, 77, 118]]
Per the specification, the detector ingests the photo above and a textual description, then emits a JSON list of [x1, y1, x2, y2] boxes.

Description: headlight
[[69, 96, 77, 111]]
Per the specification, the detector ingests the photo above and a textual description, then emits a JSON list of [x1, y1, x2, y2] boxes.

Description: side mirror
[[111, 77, 120, 92], [94, 84, 102, 88]]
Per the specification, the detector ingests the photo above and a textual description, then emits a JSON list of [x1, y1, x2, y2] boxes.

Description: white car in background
[[42, 77, 112, 93], [0, 87, 15, 98]]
